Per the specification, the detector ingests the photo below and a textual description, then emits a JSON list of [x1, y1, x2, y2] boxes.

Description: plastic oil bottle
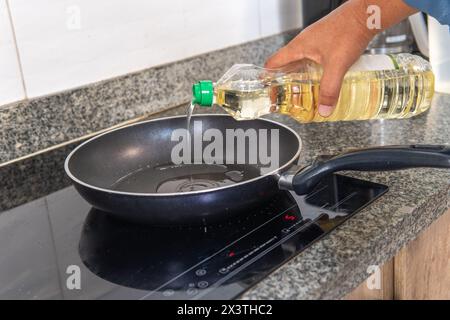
[[191, 54, 435, 122]]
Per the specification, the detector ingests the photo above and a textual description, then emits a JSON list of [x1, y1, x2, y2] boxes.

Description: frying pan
[[65, 115, 450, 225]]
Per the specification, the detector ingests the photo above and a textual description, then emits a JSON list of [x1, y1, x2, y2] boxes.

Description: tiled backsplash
[[1, 0, 303, 103]]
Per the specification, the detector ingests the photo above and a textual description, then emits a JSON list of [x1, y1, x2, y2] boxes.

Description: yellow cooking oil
[[192, 53, 435, 123]]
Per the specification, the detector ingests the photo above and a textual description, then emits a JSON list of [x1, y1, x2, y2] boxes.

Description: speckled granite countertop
[[147, 94, 450, 300]]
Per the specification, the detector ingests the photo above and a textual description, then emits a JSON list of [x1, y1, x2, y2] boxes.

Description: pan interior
[[110, 163, 262, 193], [67, 115, 300, 195]]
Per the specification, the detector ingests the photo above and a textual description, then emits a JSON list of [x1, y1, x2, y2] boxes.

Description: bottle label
[[349, 54, 398, 72]]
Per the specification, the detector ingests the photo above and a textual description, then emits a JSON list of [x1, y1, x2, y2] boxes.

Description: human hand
[[265, 0, 416, 117]]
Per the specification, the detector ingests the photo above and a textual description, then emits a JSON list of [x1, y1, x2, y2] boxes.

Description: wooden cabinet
[[346, 259, 394, 300], [346, 208, 450, 300]]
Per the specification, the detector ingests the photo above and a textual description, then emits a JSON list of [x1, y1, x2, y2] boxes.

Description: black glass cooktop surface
[[79, 174, 388, 300], [0, 173, 387, 299]]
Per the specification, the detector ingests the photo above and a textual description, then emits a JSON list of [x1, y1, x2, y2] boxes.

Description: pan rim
[[64, 114, 302, 197]]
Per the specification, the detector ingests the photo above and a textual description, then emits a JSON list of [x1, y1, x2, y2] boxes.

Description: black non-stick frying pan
[[65, 115, 450, 225]]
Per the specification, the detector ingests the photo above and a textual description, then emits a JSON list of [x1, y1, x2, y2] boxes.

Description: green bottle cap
[[192, 80, 214, 107]]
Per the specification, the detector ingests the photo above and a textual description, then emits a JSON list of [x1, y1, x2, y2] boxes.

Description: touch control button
[[197, 281, 209, 289], [219, 268, 229, 274], [195, 269, 207, 277]]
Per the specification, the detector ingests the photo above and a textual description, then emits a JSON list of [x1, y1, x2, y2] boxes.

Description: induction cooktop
[[78, 174, 388, 300], [0, 174, 387, 300]]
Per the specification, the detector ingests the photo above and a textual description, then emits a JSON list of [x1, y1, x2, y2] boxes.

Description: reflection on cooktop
[[79, 174, 388, 300]]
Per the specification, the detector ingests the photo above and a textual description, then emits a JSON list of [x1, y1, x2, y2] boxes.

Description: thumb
[[318, 65, 346, 117]]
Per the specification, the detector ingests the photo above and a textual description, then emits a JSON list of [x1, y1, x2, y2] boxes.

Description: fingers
[[265, 39, 348, 118], [265, 45, 303, 69], [318, 64, 346, 117]]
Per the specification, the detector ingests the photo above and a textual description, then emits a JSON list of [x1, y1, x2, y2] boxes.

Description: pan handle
[[289, 145, 450, 195]]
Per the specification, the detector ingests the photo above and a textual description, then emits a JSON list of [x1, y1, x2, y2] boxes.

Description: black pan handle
[[291, 145, 450, 195]]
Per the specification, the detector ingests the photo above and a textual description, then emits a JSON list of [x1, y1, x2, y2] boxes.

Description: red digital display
[[283, 214, 296, 221]]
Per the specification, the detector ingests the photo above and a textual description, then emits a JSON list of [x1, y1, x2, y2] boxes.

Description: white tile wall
[[259, 0, 303, 37], [0, 0, 25, 105], [181, 0, 261, 58], [6, 0, 303, 100]]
